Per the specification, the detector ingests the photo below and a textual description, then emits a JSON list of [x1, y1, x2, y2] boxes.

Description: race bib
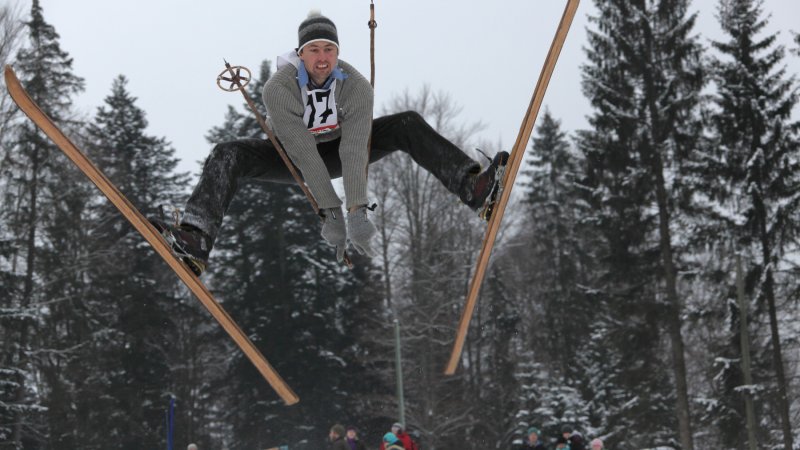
[[303, 83, 339, 136]]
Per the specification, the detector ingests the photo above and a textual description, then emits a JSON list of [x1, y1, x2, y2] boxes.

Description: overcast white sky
[[19, 1, 800, 179]]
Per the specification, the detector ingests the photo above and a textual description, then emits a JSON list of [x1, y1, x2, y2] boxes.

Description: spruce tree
[[57, 74, 192, 449], [703, 1, 800, 447], [509, 109, 604, 446], [512, 361, 593, 443], [0, 3, 26, 442], [0, 1, 85, 446], [578, 14, 669, 450], [518, 109, 592, 377], [578, 0, 707, 447]]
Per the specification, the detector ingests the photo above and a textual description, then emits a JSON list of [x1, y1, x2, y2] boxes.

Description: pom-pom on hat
[[298, 9, 339, 53]]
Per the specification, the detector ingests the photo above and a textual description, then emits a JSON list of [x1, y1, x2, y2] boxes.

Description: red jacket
[[397, 431, 418, 450]]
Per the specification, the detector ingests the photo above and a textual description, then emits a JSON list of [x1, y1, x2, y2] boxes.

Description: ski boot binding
[[470, 151, 509, 221], [150, 218, 211, 276]]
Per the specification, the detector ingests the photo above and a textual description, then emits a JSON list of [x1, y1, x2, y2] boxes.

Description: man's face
[[347, 430, 356, 439], [329, 430, 338, 441], [528, 432, 539, 443], [392, 426, 401, 435], [591, 443, 603, 450], [299, 41, 339, 86]]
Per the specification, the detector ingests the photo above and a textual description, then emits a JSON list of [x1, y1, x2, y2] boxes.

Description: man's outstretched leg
[[368, 111, 509, 212], [152, 138, 297, 275]]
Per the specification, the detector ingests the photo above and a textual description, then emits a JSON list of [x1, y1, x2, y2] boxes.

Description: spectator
[[383, 432, 405, 450], [555, 436, 569, 450], [590, 438, 603, 450], [392, 422, 419, 450], [187, 445, 198, 450], [329, 424, 349, 450], [569, 431, 586, 450], [345, 425, 367, 450], [380, 422, 418, 450], [516, 426, 546, 450]]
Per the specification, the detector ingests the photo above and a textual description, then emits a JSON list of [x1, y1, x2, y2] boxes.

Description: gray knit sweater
[[262, 57, 374, 209]]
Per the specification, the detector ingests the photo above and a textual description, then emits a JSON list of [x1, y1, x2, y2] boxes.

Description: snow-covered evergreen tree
[[694, 0, 800, 447], [0, 1, 84, 446], [517, 109, 592, 377], [0, 4, 27, 442], [577, 0, 708, 447], [48, 74, 193, 449], [512, 360, 593, 447], [508, 108, 603, 448]]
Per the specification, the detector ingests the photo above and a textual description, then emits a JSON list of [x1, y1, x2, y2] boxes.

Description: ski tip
[[4, 64, 20, 90], [4, 65, 20, 97]]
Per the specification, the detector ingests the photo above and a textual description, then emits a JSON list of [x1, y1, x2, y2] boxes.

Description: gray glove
[[347, 205, 377, 257], [320, 207, 346, 262]]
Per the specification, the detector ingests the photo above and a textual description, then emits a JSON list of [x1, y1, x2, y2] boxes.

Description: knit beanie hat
[[298, 10, 339, 52], [383, 432, 399, 444], [590, 438, 604, 448], [527, 427, 541, 436]]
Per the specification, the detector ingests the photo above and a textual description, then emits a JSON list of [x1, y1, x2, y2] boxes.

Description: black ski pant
[[182, 111, 480, 244]]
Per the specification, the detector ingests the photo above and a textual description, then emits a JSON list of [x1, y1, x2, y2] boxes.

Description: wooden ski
[[4, 65, 299, 405], [445, 0, 581, 375]]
